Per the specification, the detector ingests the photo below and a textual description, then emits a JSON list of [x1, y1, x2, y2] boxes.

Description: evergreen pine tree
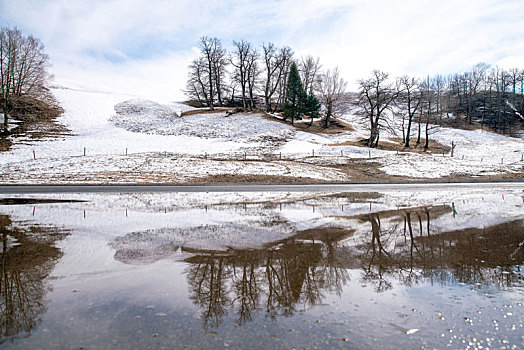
[[304, 87, 321, 126], [284, 62, 306, 125]]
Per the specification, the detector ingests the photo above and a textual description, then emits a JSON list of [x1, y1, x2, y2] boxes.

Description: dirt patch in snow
[[332, 138, 451, 154], [0, 137, 12, 151], [334, 159, 414, 181], [261, 113, 354, 134], [180, 107, 231, 116]]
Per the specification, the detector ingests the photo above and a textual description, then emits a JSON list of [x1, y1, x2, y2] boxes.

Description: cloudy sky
[[1, 0, 523, 101]]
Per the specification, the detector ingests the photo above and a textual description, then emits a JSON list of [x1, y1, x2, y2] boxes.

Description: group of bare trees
[[447, 63, 524, 133], [355, 63, 524, 148], [0, 27, 51, 134], [185, 36, 348, 125]]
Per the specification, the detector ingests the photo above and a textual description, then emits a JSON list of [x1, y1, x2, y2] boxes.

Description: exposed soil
[[333, 159, 413, 181], [0, 137, 12, 151], [180, 107, 231, 117], [1, 95, 70, 152], [332, 137, 452, 155], [442, 171, 524, 180], [261, 112, 354, 134]]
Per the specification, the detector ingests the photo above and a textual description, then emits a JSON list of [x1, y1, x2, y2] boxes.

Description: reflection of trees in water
[[357, 206, 524, 292], [0, 214, 66, 344], [110, 201, 523, 328], [185, 235, 350, 329]]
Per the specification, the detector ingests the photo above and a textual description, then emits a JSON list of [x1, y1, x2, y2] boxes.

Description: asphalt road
[[0, 179, 523, 193]]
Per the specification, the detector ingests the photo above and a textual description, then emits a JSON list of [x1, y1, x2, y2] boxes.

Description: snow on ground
[[112, 99, 294, 140], [0, 153, 347, 183], [0, 78, 523, 182], [332, 113, 524, 178]]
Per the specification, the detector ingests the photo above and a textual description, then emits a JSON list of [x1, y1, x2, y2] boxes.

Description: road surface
[[0, 180, 522, 193]]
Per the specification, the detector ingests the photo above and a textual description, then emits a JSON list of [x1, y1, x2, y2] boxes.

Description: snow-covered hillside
[[0, 79, 523, 183]]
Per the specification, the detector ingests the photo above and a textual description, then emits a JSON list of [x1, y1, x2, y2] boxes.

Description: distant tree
[[304, 87, 322, 126], [211, 40, 229, 107], [230, 39, 254, 110], [299, 55, 321, 93], [1, 27, 51, 134], [396, 76, 421, 148], [283, 62, 306, 125], [185, 57, 209, 106], [357, 70, 398, 147], [317, 67, 348, 128], [420, 76, 436, 150], [199, 36, 218, 110], [276, 48, 294, 111], [262, 43, 293, 113], [432, 74, 445, 121], [246, 48, 260, 110], [185, 37, 227, 109]]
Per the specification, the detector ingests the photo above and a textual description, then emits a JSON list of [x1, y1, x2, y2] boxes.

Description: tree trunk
[[416, 109, 422, 146], [423, 116, 429, 151], [404, 116, 413, 148], [324, 104, 332, 128], [367, 124, 379, 147], [2, 102, 7, 134]]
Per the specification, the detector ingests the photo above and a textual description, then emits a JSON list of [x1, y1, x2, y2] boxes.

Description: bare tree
[[396, 76, 422, 148], [199, 37, 217, 110], [262, 43, 292, 113], [211, 41, 228, 107], [185, 57, 209, 106], [230, 39, 253, 110], [196, 36, 229, 110], [420, 76, 436, 151], [246, 48, 260, 110], [357, 70, 398, 147], [317, 67, 347, 128], [276, 47, 294, 111], [1, 27, 50, 133], [299, 55, 321, 93], [432, 74, 445, 121]]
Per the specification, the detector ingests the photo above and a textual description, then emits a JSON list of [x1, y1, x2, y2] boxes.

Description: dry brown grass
[[332, 137, 451, 154], [333, 159, 415, 181], [260, 112, 354, 134], [180, 107, 232, 117]]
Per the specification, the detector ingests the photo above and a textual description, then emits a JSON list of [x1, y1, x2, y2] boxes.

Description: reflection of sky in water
[[0, 189, 523, 349]]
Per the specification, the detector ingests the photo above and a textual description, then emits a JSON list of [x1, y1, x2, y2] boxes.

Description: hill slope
[[0, 79, 523, 183]]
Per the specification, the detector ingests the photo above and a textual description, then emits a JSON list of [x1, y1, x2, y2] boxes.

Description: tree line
[[186, 36, 524, 148], [185, 36, 348, 128]]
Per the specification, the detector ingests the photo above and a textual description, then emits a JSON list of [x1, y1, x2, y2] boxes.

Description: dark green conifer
[[284, 62, 306, 125], [304, 87, 321, 126]]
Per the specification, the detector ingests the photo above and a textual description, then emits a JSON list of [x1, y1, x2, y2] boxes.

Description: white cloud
[[1, 0, 523, 97]]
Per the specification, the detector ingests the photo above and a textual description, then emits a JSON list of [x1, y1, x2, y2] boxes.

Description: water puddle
[[0, 188, 523, 348]]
